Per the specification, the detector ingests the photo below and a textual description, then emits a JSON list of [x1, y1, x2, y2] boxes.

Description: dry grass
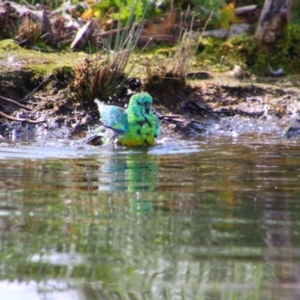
[[17, 16, 42, 46], [71, 4, 210, 105], [144, 10, 211, 105], [171, 30, 201, 80], [72, 50, 132, 102], [169, 8, 212, 79], [71, 3, 146, 103]]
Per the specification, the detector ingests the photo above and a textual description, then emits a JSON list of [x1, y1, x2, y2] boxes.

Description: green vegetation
[[0, 39, 83, 77], [193, 22, 300, 75], [286, 23, 300, 73], [87, 0, 162, 25]]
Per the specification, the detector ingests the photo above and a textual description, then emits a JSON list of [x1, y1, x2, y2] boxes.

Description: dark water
[[0, 134, 300, 300]]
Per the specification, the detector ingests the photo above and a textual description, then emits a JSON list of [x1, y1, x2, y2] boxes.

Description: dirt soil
[[1, 54, 300, 141]]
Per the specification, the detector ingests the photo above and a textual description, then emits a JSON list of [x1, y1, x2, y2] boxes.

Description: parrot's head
[[128, 92, 153, 116]]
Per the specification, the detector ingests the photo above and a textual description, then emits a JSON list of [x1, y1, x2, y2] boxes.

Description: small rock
[[228, 23, 252, 38], [284, 126, 300, 138], [186, 71, 211, 80], [202, 28, 228, 39], [226, 65, 249, 79], [70, 20, 93, 51]]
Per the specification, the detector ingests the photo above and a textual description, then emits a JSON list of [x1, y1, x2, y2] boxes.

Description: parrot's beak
[[144, 102, 151, 114]]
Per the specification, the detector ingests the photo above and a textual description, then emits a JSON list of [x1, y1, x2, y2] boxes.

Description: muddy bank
[[0, 45, 300, 141]]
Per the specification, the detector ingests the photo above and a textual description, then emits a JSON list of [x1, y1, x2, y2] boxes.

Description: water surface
[[0, 134, 300, 300]]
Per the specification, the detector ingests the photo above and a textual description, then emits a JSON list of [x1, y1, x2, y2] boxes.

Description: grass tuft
[[144, 9, 210, 106], [17, 16, 43, 46], [71, 1, 147, 103]]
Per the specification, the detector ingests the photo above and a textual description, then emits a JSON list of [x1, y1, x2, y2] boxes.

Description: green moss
[[198, 37, 223, 61], [1, 19, 300, 93], [0, 39, 20, 51], [194, 22, 300, 75], [54, 66, 74, 79], [0, 39, 85, 78], [143, 22, 300, 76], [218, 33, 267, 73]]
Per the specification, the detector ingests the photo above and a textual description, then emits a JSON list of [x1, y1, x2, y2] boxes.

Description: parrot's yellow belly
[[117, 123, 156, 146]]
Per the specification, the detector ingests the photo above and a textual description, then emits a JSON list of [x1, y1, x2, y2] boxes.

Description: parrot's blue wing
[[95, 99, 128, 133]]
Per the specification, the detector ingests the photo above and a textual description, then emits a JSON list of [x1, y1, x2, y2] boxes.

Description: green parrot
[[86, 92, 160, 146]]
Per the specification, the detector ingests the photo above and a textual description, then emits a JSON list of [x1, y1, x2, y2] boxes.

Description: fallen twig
[[0, 111, 45, 124], [0, 95, 31, 111], [158, 114, 181, 119]]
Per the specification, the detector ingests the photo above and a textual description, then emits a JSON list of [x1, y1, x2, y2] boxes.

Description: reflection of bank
[[101, 152, 159, 213], [262, 192, 300, 299]]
